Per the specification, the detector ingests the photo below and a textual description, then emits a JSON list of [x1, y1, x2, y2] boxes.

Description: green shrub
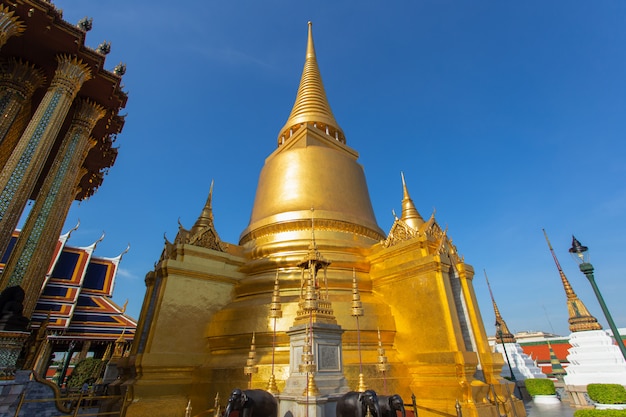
[[525, 378, 556, 396], [66, 357, 105, 389], [587, 384, 626, 405], [574, 410, 626, 417]]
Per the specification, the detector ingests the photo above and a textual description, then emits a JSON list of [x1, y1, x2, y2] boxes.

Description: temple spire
[[542, 229, 602, 332], [190, 180, 215, 235], [278, 22, 345, 146], [484, 270, 515, 344], [400, 172, 424, 230]]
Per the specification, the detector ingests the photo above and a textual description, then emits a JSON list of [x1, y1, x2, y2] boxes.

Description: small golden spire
[[351, 270, 364, 317], [278, 21, 345, 146], [267, 270, 281, 394], [543, 229, 602, 332], [244, 332, 259, 379], [269, 271, 283, 319], [400, 172, 424, 230], [190, 180, 215, 234], [352, 269, 366, 392], [299, 323, 319, 396], [377, 327, 390, 373], [484, 270, 516, 344]]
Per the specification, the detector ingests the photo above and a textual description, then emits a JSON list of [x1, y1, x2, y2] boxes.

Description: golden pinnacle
[[303, 372, 320, 396], [357, 373, 367, 392], [267, 374, 279, 394]]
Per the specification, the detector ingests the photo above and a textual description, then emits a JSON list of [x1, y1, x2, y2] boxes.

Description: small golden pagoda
[[123, 23, 521, 417]]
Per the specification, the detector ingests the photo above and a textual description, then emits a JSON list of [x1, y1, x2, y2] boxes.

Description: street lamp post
[[569, 236, 626, 362]]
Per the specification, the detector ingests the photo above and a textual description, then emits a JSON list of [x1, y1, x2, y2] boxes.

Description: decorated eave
[[0, 231, 136, 342], [1, 0, 128, 201]]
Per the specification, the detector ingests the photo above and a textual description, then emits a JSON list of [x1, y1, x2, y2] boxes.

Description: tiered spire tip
[[400, 172, 424, 229], [278, 22, 345, 146]]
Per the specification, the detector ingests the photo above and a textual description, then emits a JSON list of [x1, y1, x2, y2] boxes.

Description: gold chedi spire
[[543, 229, 602, 332], [278, 21, 345, 146], [400, 172, 424, 230], [240, 23, 384, 253], [484, 270, 516, 344]]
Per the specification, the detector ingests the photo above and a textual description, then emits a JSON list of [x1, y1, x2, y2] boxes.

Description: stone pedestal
[[282, 323, 349, 397], [0, 330, 29, 378], [278, 394, 343, 417], [565, 330, 626, 385]]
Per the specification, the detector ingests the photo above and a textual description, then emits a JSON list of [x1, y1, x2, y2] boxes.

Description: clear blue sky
[[51, 0, 626, 337]]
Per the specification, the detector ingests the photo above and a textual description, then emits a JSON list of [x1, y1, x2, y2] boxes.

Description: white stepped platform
[[494, 342, 547, 380], [564, 329, 626, 385]]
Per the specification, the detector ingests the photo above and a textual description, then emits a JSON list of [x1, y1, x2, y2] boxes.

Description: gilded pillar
[[0, 5, 26, 49], [0, 55, 91, 271], [1, 99, 105, 318], [0, 58, 46, 167]]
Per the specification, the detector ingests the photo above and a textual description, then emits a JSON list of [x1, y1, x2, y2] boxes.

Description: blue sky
[[50, 0, 626, 337]]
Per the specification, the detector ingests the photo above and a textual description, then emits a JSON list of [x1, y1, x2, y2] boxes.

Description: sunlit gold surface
[[122, 22, 521, 417]]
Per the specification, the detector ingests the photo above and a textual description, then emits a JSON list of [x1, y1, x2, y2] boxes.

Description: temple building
[[0, 0, 127, 376], [1, 229, 136, 381], [121, 23, 522, 417]]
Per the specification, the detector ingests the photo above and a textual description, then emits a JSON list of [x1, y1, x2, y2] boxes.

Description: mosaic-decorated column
[[0, 55, 91, 268], [0, 5, 26, 49], [1, 99, 105, 318], [0, 58, 46, 166]]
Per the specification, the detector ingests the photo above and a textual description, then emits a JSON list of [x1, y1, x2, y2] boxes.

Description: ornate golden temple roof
[[277, 22, 345, 146]]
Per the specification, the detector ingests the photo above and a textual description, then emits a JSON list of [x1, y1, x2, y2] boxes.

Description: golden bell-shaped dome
[[239, 22, 384, 260]]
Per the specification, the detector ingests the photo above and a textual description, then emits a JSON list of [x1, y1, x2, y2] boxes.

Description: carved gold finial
[[269, 271, 283, 319], [377, 327, 390, 373], [351, 269, 363, 317], [400, 172, 424, 230], [244, 332, 258, 378], [357, 373, 367, 393], [299, 323, 319, 396], [267, 270, 281, 394], [277, 21, 345, 146], [304, 372, 320, 396], [295, 208, 334, 325], [484, 270, 515, 344], [352, 268, 366, 391], [543, 229, 602, 332]]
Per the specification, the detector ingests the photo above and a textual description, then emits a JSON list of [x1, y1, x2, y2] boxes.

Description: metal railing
[[12, 391, 123, 417]]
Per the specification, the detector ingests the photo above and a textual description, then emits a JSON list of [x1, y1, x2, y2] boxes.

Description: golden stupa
[[120, 23, 522, 417]]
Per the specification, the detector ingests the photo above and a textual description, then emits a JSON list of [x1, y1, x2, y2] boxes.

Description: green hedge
[[525, 378, 556, 396], [574, 410, 626, 417], [66, 357, 105, 389], [588, 384, 626, 405]]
